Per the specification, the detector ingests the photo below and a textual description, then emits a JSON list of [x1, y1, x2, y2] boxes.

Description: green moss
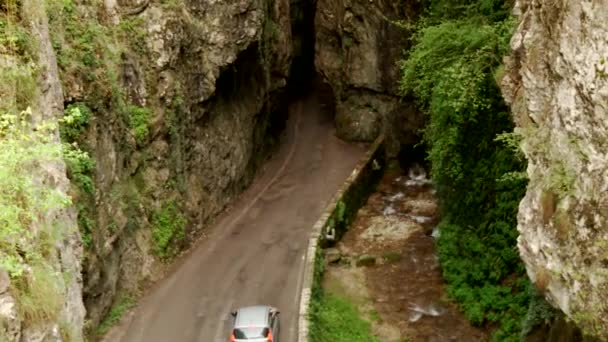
[[151, 201, 186, 260], [568, 282, 608, 339], [546, 162, 576, 198]]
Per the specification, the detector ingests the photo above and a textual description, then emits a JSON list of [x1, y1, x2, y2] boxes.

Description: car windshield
[[234, 327, 269, 339]]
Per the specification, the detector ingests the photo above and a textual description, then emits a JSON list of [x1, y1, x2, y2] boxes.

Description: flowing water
[[323, 164, 489, 342]]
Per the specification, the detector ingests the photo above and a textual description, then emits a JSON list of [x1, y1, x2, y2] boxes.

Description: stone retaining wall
[[297, 135, 386, 341]]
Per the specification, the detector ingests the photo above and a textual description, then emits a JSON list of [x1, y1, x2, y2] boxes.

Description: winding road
[[103, 89, 366, 342]]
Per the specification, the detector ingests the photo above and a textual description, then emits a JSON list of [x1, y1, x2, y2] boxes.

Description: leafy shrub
[[151, 201, 186, 260], [127, 105, 151, 145], [62, 144, 95, 194], [400, 2, 531, 339], [59, 103, 91, 142]]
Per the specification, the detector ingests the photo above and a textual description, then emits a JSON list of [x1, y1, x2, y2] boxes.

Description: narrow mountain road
[[103, 89, 366, 342]]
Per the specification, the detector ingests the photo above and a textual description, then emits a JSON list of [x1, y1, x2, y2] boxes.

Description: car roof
[[234, 305, 270, 328]]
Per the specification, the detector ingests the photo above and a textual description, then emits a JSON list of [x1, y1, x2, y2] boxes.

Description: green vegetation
[[310, 248, 378, 342], [59, 103, 91, 142], [117, 17, 147, 54], [47, 0, 117, 95], [0, 1, 38, 116], [47, 0, 158, 253], [399, 0, 536, 339], [0, 108, 68, 324], [0, 1, 70, 327], [59, 103, 96, 249], [310, 292, 379, 342], [151, 201, 186, 260], [520, 287, 558, 339], [95, 295, 136, 336], [127, 105, 151, 146], [47, 0, 153, 146]]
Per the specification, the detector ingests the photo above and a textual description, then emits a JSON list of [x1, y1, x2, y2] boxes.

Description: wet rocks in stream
[[322, 164, 489, 341]]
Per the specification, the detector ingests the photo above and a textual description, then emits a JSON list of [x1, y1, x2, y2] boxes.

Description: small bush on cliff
[[151, 201, 186, 260], [400, 2, 531, 340], [127, 105, 151, 146]]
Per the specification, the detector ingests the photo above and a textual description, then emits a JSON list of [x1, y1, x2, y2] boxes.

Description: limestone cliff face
[[0, 0, 293, 338], [0, 1, 86, 340], [68, 0, 293, 331], [502, 0, 608, 337], [314, 0, 421, 153]]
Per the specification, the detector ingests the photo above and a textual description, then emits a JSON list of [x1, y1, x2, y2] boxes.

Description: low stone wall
[[297, 135, 386, 342]]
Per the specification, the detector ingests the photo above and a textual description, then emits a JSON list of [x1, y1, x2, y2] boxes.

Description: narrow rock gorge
[[502, 0, 608, 338], [12, 0, 608, 340], [1, 0, 414, 340], [2, 0, 295, 338]]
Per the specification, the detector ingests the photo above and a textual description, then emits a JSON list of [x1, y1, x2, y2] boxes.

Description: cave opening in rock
[[287, 0, 337, 124], [287, 0, 318, 97]]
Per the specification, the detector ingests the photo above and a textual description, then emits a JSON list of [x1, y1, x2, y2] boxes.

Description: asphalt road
[[103, 90, 366, 342]]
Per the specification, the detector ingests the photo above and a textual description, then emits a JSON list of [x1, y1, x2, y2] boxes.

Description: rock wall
[[0, 0, 86, 340], [75, 0, 293, 332], [314, 0, 422, 154], [0, 0, 293, 338], [502, 0, 608, 338]]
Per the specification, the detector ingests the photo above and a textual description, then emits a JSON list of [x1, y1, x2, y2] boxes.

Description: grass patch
[[96, 295, 136, 336], [310, 292, 379, 342], [12, 263, 63, 324]]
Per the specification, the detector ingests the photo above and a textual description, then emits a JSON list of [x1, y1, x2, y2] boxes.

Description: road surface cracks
[[102, 91, 366, 342]]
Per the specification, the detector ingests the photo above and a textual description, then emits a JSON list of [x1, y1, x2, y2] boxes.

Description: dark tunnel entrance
[[287, 0, 318, 97]]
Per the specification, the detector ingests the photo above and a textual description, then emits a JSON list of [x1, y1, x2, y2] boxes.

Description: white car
[[229, 305, 280, 342]]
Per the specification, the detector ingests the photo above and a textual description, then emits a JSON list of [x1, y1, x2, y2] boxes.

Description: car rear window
[[233, 327, 269, 339]]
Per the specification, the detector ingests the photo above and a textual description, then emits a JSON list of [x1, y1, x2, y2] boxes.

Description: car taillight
[[267, 330, 273, 342], [230, 333, 236, 342]]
